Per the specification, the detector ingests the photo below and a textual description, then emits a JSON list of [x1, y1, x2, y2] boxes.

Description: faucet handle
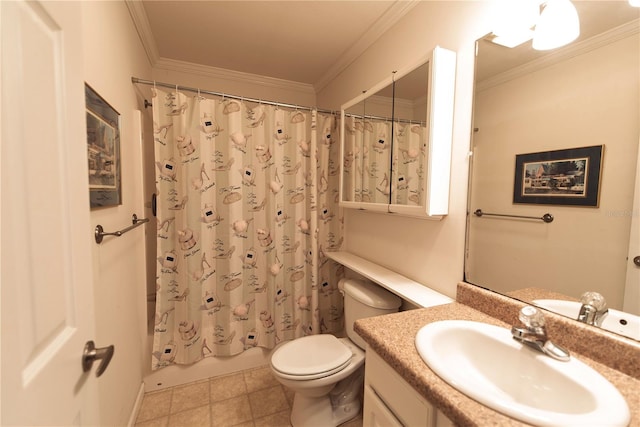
[[519, 306, 546, 329], [580, 292, 607, 311]]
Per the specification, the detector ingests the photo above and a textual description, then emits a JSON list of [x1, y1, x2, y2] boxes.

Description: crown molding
[[125, 0, 159, 65], [313, 0, 421, 93], [477, 19, 640, 92], [154, 58, 316, 96]]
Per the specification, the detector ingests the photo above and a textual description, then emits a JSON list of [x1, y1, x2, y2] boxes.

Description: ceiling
[[130, 1, 639, 91], [131, 0, 418, 90]]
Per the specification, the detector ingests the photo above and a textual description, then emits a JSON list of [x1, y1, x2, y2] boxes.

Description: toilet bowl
[[270, 278, 401, 427]]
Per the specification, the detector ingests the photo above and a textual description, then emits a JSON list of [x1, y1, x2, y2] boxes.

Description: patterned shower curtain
[[391, 121, 427, 206], [151, 88, 344, 369], [341, 115, 426, 206]]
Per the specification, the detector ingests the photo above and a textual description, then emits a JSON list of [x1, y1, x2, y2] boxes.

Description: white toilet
[[270, 278, 402, 427]]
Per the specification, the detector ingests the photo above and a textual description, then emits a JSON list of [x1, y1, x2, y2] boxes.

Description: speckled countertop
[[353, 283, 640, 427]]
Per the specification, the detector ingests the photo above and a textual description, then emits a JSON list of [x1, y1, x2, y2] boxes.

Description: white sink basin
[[532, 299, 640, 340], [415, 320, 630, 427]]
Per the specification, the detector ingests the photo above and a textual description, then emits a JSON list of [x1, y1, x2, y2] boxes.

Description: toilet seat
[[271, 334, 353, 380]]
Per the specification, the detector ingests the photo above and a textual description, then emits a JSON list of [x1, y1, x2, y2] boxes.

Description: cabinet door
[[363, 386, 404, 427], [365, 349, 434, 426]]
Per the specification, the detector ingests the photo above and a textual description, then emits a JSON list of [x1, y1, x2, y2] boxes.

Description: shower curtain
[[392, 121, 427, 206], [341, 115, 426, 206], [151, 87, 344, 369]]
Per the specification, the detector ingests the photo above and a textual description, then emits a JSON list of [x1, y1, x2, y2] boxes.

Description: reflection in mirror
[[465, 3, 639, 341], [391, 63, 429, 207], [363, 83, 394, 204], [342, 99, 365, 203]]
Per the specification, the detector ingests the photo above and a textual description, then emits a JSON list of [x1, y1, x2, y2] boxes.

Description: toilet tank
[[341, 279, 402, 349]]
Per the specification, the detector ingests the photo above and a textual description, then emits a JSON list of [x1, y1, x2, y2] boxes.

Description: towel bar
[[473, 209, 554, 223], [95, 214, 149, 244]]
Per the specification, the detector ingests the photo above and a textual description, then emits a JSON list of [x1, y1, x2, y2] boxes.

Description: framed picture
[[86, 84, 121, 208], [513, 145, 604, 207]]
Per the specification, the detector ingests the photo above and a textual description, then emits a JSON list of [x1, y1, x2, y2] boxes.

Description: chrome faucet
[[511, 306, 570, 362], [577, 292, 608, 326]]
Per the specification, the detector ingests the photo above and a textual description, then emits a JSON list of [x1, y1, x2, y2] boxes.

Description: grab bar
[[473, 209, 554, 223], [95, 214, 149, 244]]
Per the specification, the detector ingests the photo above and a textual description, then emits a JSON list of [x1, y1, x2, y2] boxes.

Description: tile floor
[[134, 365, 364, 427]]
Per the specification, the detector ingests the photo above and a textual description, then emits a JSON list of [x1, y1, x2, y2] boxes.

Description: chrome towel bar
[[95, 214, 149, 244], [473, 209, 554, 223]]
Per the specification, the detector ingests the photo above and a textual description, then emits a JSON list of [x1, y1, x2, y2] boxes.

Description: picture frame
[[513, 145, 604, 207], [86, 84, 121, 208]]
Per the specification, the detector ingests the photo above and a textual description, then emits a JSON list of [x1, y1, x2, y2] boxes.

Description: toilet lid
[[271, 335, 352, 378]]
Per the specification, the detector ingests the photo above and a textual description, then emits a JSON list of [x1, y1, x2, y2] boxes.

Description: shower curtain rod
[[132, 77, 425, 126], [131, 77, 336, 114], [344, 112, 426, 126]]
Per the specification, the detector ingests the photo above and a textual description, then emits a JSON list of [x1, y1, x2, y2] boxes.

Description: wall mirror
[[465, 2, 639, 341], [339, 46, 456, 218]]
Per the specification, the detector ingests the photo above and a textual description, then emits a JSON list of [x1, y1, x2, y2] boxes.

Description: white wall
[[82, 2, 152, 425], [151, 60, 317, 107], [467, 36, 639, 309], [316, 1, 500, 298]]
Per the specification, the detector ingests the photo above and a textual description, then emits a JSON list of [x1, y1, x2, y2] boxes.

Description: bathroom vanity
[[355, 283, 640, 426], [363, 347, 454, 427]]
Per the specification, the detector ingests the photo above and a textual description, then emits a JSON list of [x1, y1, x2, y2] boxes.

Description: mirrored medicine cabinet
[[339, 46, 457, 219]]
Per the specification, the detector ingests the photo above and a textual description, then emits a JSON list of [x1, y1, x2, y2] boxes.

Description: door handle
[[82, 341, 114, 377], [634, 256, 640, 267]]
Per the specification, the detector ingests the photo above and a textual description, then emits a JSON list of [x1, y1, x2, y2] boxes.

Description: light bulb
[[492, 0, 539, 48], [533, 0, 580, 50]]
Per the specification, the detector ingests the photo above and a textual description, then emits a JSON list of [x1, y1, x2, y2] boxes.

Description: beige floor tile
[[171, 380, 210, 414], [137, 389, 173, 423], [210, 372, 247, 402], [243, 366, 280, 393], [253, 410, 292, 427], [211, 395, 253, 427], [168, 404, 211, 427], [135, 416, 169, 427], [248, 385, 289, 419]]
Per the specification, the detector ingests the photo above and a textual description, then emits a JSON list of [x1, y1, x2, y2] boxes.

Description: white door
[[1, 1, 102, 425], [623, 138, 640, 316]]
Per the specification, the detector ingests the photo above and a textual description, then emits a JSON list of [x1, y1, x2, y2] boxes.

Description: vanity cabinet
[[363, 348, 454, 427]]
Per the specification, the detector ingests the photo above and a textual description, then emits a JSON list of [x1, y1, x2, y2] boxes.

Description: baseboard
[[127, 382, 145, 427]]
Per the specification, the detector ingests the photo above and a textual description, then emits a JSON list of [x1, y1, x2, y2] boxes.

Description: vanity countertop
[[354, 302, 640, 427]]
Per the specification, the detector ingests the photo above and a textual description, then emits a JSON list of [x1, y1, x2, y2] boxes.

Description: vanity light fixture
[[630, 0, 640, 7], [491, 0, 539, 48], [490, 0, 580, 50], [532, 0, 580, 50]]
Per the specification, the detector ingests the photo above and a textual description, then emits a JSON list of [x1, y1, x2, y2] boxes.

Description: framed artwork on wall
[[85, 83, 121, 208], [513, 145, 604, 207]]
